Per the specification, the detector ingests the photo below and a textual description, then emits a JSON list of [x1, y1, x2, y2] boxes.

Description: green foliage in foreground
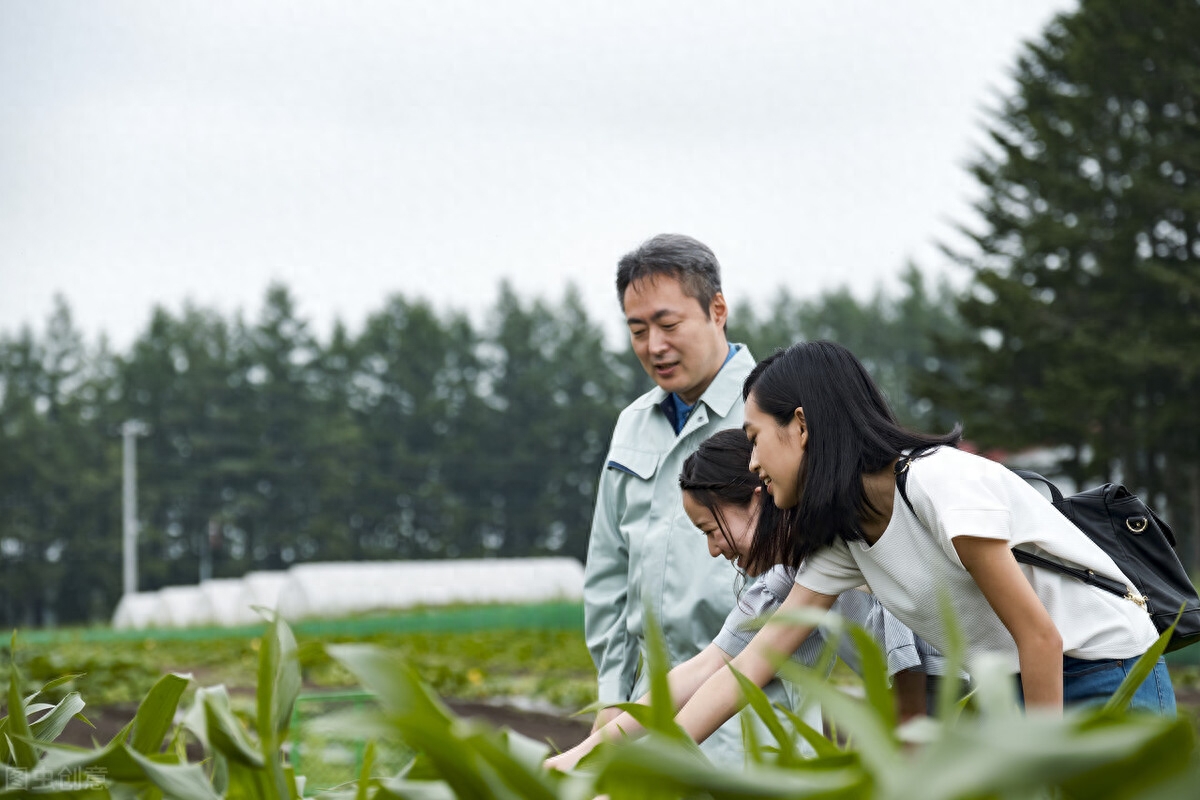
[[2, 613, 1198, 799]]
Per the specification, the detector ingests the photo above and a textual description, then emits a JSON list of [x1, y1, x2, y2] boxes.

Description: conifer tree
[[935, 0, 1200, 562]]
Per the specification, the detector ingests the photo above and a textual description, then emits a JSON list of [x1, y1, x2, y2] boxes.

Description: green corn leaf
[[29, 691, 86, 744], [496, 728, 551, 774], [374, 776, 458, 800], [222, 760, 274, 800], [566, 700, 607, 718], [596, 733, 866, 799], [889, 709, 1192, 800], [256, 611, 301, 741], [766, 605, 843, 634], [326, 644, 454, 725], [846, 625, 896, 731], [5, 651, 38, 769], [327, 644, 499, 800], [1119, 743, 1200, 800], [355, 739, 377, 800], [775, 704, 841, 759], [933, 590, 967, 723], [190, 686, 259, 768], [740, 706, 767, 766], [255, 611, 301, 800], [1056, 713, 1196, 799], [641, 608, 683, 740], [603, 701, 659, 733], [396, 716, 501, 800], [596, 703, 706, 761], [35, 674, 86, 696], [1103, 616, 1173, 714], [727, 665, 799, 766], [776, 659, 900, 776], [36, 728, 151, 784], [463, 729, 557, 800], [966, 653, 1020, 718], [129, 673, 191, 755], [124, 745, 223, 800], [284, 762, 304, 800], [210, 750, 230, 796], [203, 687, 265, 768]]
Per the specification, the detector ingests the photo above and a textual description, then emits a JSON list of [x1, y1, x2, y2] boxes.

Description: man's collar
[[633, 344, 754, 417], [699, 344, 753, 417]]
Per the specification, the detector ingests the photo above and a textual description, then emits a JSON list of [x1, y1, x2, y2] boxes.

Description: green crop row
[[2, 611, 1199, 799], [0, 625, 597, 712]]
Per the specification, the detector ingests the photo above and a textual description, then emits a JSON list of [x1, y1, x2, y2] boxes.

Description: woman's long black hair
[[742, 340, 962, 570], [679, 428, 782, 577]]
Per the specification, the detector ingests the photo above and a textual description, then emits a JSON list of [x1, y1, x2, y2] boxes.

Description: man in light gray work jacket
[[583, 233, 790, 765]]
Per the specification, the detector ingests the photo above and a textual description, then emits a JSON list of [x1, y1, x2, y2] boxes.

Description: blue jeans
[[1061, 654, 1176, 714], [1015, 655, 1176, 713]]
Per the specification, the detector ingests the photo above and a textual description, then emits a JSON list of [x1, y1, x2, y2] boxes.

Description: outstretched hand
[[544, 738, 596, 772]]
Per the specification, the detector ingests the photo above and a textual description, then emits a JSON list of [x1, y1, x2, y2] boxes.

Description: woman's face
[[743, 393, 807, 509], [682, 490, 762, 575]]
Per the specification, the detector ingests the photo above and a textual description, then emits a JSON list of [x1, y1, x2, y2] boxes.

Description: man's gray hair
[[615, 234, 723, 316]]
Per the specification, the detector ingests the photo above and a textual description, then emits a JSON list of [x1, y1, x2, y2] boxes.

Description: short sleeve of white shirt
[[795, 539, 865, 597]]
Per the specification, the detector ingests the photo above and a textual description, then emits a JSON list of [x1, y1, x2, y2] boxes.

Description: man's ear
[[709, 291, 729, 329]]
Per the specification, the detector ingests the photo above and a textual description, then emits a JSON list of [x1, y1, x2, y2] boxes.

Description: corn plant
[[5, 607, 1199, 799], [1, 612, 304, 799], [323, 606, 1200, 800]]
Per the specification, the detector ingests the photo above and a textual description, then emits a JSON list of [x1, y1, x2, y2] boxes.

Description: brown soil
[[445, 700, 591, 751], [56, 699, 590, 754]]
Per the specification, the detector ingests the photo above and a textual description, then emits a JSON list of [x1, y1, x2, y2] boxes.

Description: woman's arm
[[673, 584, 837, 744], [547, 584, 838, 770], [952, 535, 1064, 711], [545, 642, 730, 770]]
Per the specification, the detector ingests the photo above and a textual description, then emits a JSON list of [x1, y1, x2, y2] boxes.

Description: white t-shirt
[[794, 447, 1158, 673], [714, 566, 943, 678]]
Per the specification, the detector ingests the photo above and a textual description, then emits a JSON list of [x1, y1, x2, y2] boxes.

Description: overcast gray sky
[[0, 0, 1077, 350]]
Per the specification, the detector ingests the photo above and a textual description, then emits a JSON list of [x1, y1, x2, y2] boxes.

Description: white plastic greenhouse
[[110, 592, 162, 630], [109, 557, 584, 630]]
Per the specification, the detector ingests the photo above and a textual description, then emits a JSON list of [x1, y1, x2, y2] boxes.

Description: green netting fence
[[287, 690, 406, 791], [18, 601, 584, 645]]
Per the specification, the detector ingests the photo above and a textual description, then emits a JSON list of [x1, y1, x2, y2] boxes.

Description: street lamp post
[[121, 420, 148, 596]]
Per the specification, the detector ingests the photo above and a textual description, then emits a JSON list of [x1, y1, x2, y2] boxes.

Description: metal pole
[[121, 420, 146, 597], [200, 518, 216, 583]]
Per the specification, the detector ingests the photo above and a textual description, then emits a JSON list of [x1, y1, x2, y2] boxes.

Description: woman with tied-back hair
[[545, 428, 941, 771]]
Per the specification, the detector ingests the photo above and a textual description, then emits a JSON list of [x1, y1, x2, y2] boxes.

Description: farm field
[[7, 603, 598, 716], [6, 602, 1200, 793]]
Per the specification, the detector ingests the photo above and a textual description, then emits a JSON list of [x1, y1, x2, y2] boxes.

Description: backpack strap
[[1011, 469, 1065, 503], [900, 459, 1135, 602], [1009, 547, 1130, 599], [894, 445, 937, 519]]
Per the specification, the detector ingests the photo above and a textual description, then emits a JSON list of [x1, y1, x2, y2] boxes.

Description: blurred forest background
[[2, 0, 1198, 628]]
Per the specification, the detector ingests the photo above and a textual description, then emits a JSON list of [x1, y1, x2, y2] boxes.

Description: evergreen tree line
[[0, 273, 964, 627], [2, 0, 1197, 627]]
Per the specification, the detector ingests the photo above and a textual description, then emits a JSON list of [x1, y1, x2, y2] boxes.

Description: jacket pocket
[[606, 446, 659, 480]]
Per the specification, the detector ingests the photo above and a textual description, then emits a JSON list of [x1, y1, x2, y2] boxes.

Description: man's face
[[623, 275, 729, 405]]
